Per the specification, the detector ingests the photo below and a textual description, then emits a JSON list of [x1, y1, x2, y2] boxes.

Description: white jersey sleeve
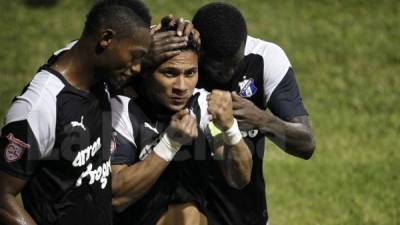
[[244, 36, 292, 103], [4, 71, 64, 159]]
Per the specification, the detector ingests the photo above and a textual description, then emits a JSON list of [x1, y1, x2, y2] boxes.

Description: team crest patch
[[238, 76, 257, 98], [4, 133, 30, 163]]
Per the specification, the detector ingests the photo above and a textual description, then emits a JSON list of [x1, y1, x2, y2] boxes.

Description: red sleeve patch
[[4, 133, 31, 163]]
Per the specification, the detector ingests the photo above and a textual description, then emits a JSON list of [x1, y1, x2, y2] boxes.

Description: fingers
[[231, 91, 242, 109], [176, 18, 185, 36], [149, 32, 188, 63], [172, 109, 189, 121], [156, 51, 182, 62], [207, 90, 234, 130], [184, 115, 198, 139], [190, 118, 198, 138], [155, 36, 187, 50], [161, 14, 175, 29], [152, 30, 178, 41], [231, 91, 241, 101], [191, 29, 201, 46], [232, 109, 244, 118], [150, 24, 161, 35], [182, 22, 194, 37]]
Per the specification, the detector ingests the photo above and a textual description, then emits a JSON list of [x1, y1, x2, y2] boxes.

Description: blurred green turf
[[0, 0, 399, 224]]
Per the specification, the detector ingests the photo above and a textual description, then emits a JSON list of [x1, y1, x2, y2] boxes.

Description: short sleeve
[[267, 68, 308, 121], [245, 36, 291, 103], [0, 121, 41, 179], [0, 71, 61, 179]]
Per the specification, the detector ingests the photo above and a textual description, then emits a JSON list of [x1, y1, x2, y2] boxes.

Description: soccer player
[[0, 1, 151, 225], [110, 25, 252, 225], [192, 3, 316, 225]]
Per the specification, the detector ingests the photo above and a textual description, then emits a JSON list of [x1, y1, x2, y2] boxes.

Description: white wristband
[[222, 119, 242, 145], [153, 133, 182, 162]]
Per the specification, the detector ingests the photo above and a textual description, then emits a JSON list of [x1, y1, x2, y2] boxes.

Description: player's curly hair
[[192, 2, 247, 58], [83, 0, 151, 38]]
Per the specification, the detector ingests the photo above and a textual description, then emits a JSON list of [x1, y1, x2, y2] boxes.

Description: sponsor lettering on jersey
[[72, 137, 102, 167], [4, 133, 31, 163], [238, 76, 257, 98], [241, 129, 259, 138], [75, 159, 111, 189]]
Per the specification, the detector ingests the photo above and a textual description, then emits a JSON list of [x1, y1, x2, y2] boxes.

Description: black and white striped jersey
[[205, 36, 308, 225], [0, 47, 113, 225], [111, 89, 211, 225]]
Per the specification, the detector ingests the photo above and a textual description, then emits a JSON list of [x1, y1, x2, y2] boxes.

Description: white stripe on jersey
[[53, 40, 77, 56], [5, 70, 65, 158], [193, 88, 210, 133], [244, 36, 291, 103], [111, 96, 136, 147]]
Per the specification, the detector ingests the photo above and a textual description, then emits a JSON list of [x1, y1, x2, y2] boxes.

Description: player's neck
[[51, 41, 95, 92]]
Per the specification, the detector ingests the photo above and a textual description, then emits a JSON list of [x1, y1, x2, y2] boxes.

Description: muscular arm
[[112, 109, 197, 208], [207, 90, 253, 189], [258, 114, 315, 159], [213, 139, 252, 189], [0, 171, 37, 225], [111, 153, 169, 208], [232, 92, 315, 159]]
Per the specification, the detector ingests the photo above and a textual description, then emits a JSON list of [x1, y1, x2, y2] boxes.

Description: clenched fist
[[207, 90, 234, 131], [165, 109, 198, 145]]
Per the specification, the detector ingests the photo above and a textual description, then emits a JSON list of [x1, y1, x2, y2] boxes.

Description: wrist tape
[[153, 133, 182, 162], [223, 119, 242, 145]]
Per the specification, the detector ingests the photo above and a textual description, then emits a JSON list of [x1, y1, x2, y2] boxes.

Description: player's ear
[[99, 29, 116, 49]]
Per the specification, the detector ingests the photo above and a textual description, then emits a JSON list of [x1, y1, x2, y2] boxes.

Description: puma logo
[[144, 122, 159, 134], [71, 116, 86, 131]]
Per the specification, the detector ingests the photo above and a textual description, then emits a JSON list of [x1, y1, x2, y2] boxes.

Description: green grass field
[[0, 0, 399, 224]]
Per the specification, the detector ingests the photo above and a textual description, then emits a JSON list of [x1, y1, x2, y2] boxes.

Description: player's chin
[[209, 72, 233, 85], [109, 75, 130, 90], [167, 100, 188, 112]]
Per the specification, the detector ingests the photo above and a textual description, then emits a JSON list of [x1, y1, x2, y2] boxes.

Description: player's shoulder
[[6, 70, 65, 125], [245, 35, 288, 59]]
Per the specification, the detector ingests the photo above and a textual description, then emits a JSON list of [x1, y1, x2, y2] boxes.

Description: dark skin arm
[[0, 171, 37, 225], [232, 92, 315, 159]]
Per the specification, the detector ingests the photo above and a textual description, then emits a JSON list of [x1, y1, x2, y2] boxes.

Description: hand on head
[[145, 15, 200, 67]]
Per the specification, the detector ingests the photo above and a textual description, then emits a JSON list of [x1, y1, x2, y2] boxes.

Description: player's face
[[199, 41, 245, 86], [97, 27, 151, 91], [147, 50, 199, 112]]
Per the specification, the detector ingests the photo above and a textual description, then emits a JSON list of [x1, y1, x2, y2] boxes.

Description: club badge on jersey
[[4, 133, 30, 163], [238, 76, 257, 98]]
